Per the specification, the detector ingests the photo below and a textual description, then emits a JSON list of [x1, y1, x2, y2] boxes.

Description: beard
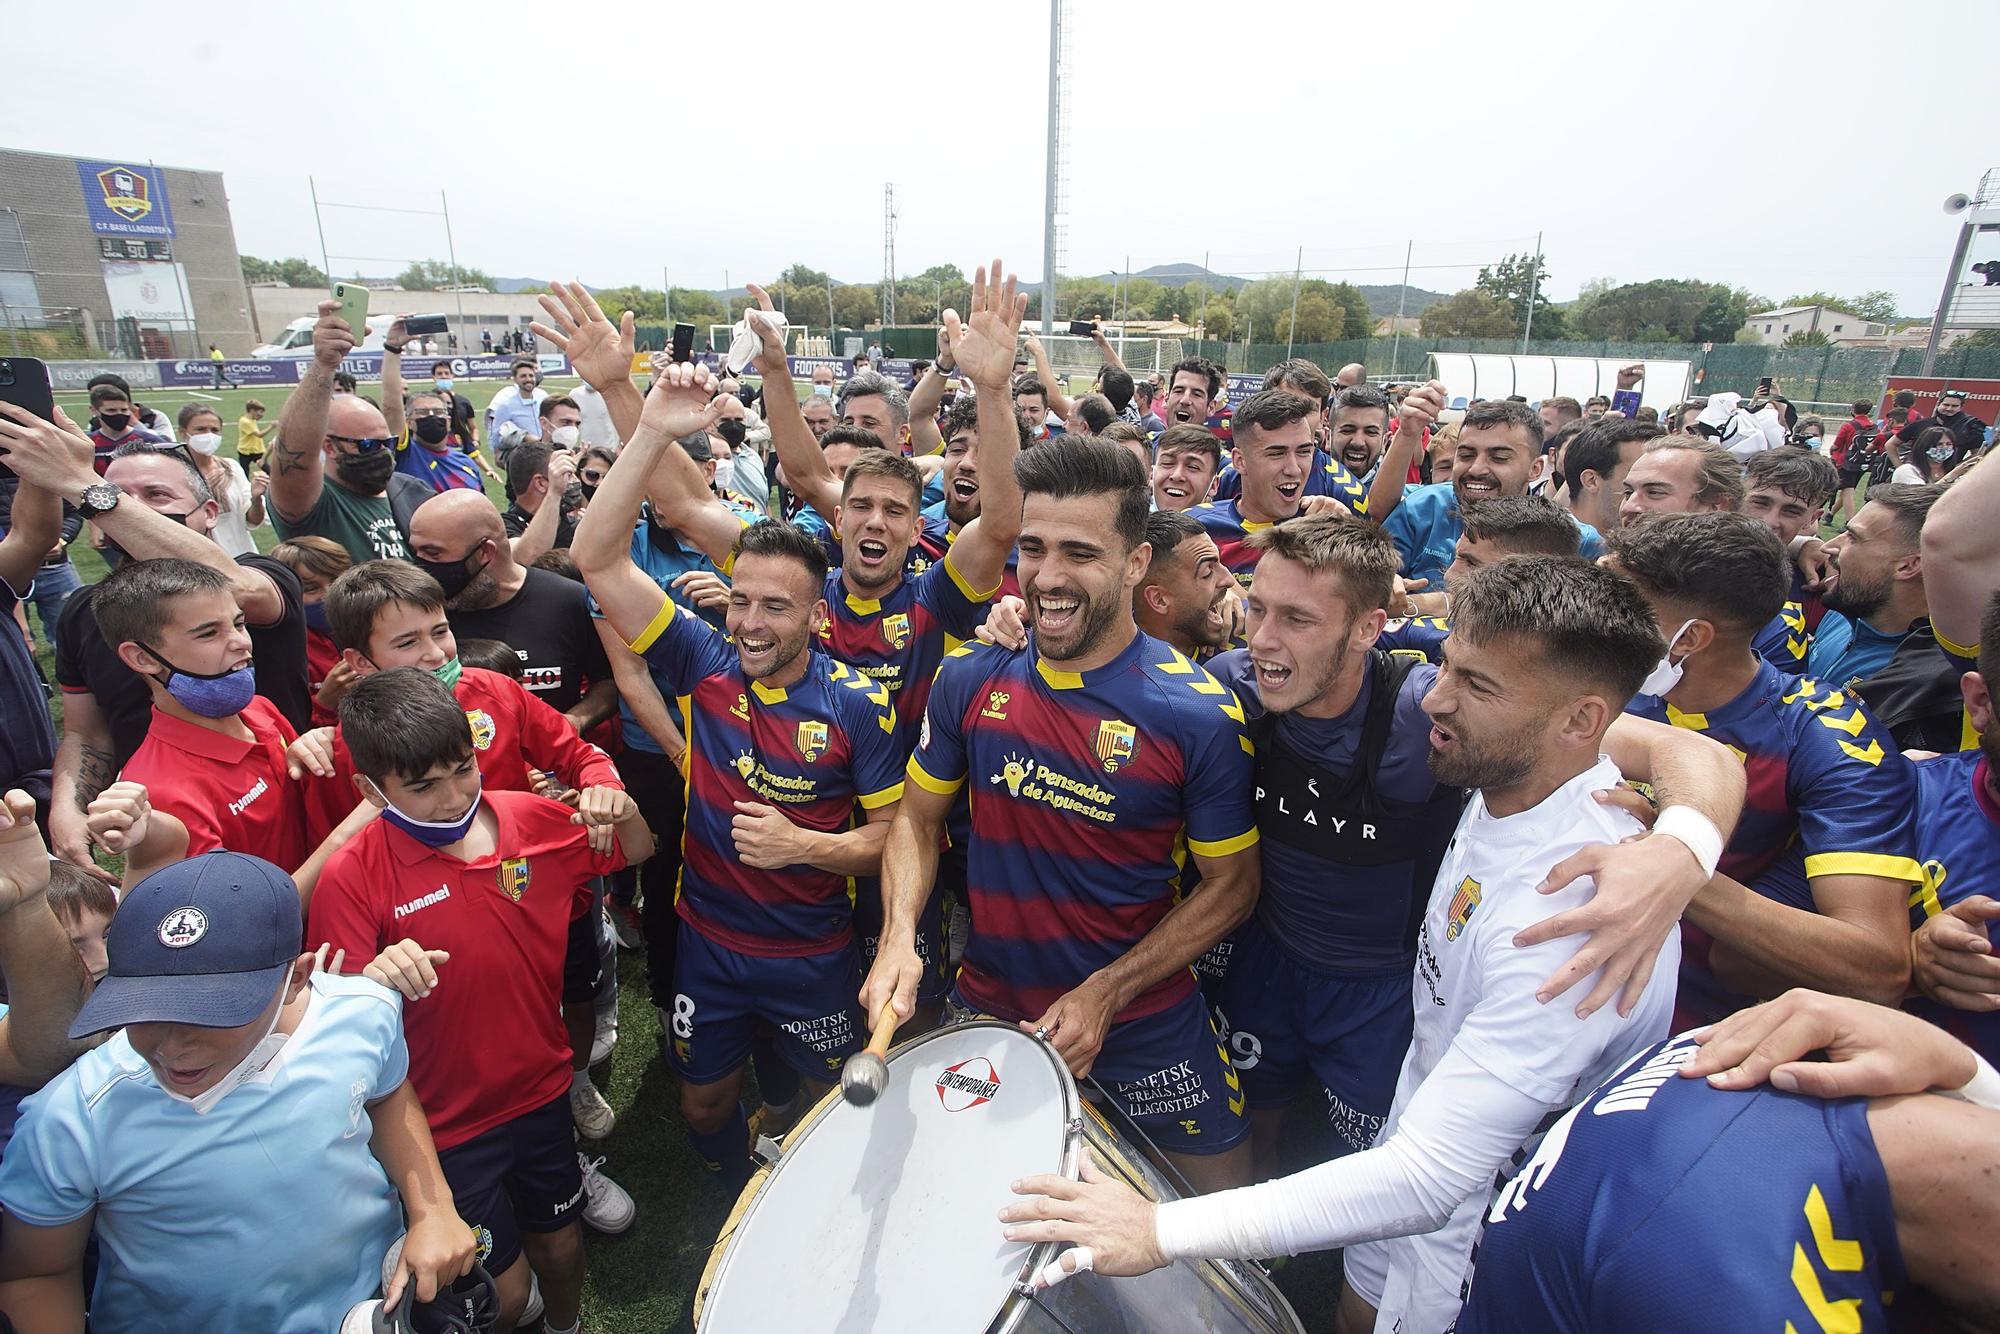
[[1425, 713, 1542, 792], [1821, 566, 1890, 621], [1030, 582, 1124, 663], [1172, 592, 1232, 652]]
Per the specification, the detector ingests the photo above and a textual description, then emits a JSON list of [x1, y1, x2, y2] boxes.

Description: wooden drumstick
[[839, 1003, 901, 1106]]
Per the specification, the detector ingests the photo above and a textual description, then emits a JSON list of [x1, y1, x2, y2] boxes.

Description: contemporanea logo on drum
[[934, 1056, 1002, 1112]]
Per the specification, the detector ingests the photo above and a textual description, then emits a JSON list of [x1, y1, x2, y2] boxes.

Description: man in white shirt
[[485, 358, 549, 465], [1002, 555, 1718, 1334]]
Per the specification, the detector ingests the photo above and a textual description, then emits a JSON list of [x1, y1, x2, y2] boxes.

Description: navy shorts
[[851, 873, 949, 1005], [667, 920, 865, 1086], [561, 893, 602, 1005], [435, 1092, 583, 1277], [1211, 913, 1411, 1154], [943, 987, 1249, 1156]]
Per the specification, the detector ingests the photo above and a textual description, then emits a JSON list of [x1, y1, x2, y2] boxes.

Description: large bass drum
[[697, 1020, 1303, 1334]]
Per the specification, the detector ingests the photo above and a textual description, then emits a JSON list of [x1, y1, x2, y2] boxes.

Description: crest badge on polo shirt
[[157, 907, 208, 948], [1445, 876, 1481, 941], [796, 720, 829, 763], [881, 613, 911, 651], [1095, 720, 1138, 774], [499, 857, 531, 903], [466, 710, 496, 751]]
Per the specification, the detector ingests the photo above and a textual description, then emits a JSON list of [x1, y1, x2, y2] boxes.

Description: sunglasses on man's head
[[327, 434, 395, 454]]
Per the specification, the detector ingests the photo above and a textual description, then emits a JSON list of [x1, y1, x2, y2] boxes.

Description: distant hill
[[1090, 264, 1447, 318], [493, 275, 553, 294], [1354, 283, 1447, 317]]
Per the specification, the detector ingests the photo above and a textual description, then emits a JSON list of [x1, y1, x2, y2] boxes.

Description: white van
[[252, 313, 394, 358]]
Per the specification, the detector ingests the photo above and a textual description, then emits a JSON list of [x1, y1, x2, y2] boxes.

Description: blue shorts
[[668, 921, 865, 1086], [944, 987, 1248, 1156], [851, 873, 949, 1005], [435, 1092, 582, 1278], [1211, 913, 1411, 1154]]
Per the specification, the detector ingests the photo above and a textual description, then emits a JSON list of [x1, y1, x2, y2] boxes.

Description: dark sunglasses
[[581, 470, 606, 485], [327, 434, 395, 454]]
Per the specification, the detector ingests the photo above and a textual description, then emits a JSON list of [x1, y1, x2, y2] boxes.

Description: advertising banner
[[74, 161, 175, 237], [153, 353, 570, 388], [158, 359, 301, 388], [1880, 377, 2000, 426]]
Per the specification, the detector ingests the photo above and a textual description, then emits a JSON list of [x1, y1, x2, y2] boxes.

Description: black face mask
[[100, 508, 196, 566], [412, 416, 452, 446], [716, 418, 747, 448], [415, 547, 488, 600], [334, 449, 397, 493], [99, 412, 132, 433]]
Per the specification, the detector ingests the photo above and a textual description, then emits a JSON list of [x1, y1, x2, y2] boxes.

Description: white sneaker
[[516, 1272, 543, 1328], [570, 1077, 615, 1140], [590, 1008, 618, 1067], [579, 1153, 636, 1233]]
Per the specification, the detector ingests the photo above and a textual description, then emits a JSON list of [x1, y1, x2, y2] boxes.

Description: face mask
[[302, 600, 332, 635], [716, 418, 747, 448], [415, 547, 488, 601], [433, 378, 455, 393], [159, 980, 291, 1115], [550, 425, 581, 449], [811, 384, 833, 398], [412, 415, 452, 446], [1928, 443, 1956, 463], [579, 481, 598, 502], [99, 412, 133, 433], [1638, 619, 1698, 697], [187, 432, 222, 456], [334, 449, 397, 492], [368, 777, 483, 847], [141, 644, 257, 717], [433, 656, 463, 690]]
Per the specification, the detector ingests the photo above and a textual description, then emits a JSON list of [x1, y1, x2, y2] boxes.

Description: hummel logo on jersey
[[227, 776, 269, 817], [394, 884, 452, 919], [981, 690, 1011, 720]]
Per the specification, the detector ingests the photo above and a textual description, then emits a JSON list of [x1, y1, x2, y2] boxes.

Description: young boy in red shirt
[[307, 668, 652, 1334], [270, 536, 355, 726]]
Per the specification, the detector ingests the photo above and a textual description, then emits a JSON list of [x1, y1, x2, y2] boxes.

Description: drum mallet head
[[841, 1003, 901, 1106]]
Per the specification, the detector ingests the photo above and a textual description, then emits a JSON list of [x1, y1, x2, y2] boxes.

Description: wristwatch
[[76, 481, 120, 519]]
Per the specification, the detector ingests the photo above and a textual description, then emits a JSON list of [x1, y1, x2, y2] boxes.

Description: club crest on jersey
[[466, 709, 496, 751], [499, 857, 531, 903], [1095, 720, 1138, 774], [1445, 876, 1481, 941], [880, 612, 911, 651], [795, 719, 829, 762]]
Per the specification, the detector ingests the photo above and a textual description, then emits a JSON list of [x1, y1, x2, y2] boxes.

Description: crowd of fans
[[0, 257, 1991, 1333]]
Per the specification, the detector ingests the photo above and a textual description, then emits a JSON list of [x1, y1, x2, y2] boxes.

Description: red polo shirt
[[306, 629, 342, 727], [119, 695, 308, 870], [306, 790, 623, 1149], [304, 667, 622, 844]]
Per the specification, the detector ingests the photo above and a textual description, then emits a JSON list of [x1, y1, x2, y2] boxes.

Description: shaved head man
[[1335, 363, 1367, 391]]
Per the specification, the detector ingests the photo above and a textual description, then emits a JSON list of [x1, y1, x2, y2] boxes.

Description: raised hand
[[1399, 379, 1447, 435], [0, 790, 52, 915], [945, 259, 1029, 390], [531, 282, 636, 393], [312, 299, 357, 369], [637, 361, 737, 445], [85, 781, 154, 857], [0, 403, 97, 494], [743, 284, 791, 377]]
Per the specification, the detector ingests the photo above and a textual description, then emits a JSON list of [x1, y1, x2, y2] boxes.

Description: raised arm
[[1921, 452, 1999, 657], [906, 328, 956, 458], [939, 261, 1029, 592], [0, 407, 284, 625], [531, 282, 644, 449], [1364, 380, 1446, 523], [269, 300, 353, 523], [380, 318, 410, 441], [744, 284, 841, 522], [1091, 324, 1127, 374], [0, 414, 61, 594], [573, 363, 735, 646], [0, 791, 92, 1088], [1022, 333, 1076, 422]]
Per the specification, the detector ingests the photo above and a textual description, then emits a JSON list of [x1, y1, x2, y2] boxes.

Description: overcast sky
[[6, 0, 1991, 314]]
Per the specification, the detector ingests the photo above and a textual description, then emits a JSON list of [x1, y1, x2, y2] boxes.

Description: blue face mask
[[368, 779, 482, 848], [140, 645, 257, 718], [434, 378, 455, 393], [302, 600, 332, 635]]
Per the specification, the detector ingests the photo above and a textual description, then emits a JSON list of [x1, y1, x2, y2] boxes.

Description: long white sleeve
[[1153, 1043, 1556, 1262]]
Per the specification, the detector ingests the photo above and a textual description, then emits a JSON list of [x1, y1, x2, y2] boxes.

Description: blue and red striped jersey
[[1211, 448, 1370, 508], [1376, 615, 1449, 663], [909, 631, 1259, 1024], [1627, 662, 1922, 1024], [1750, 599, 1810, 676], [1906, 749, 2000, 1063], [813, 553, 993, 748], [1187, 499, 1279, 588], [630, 599, 905, 957]]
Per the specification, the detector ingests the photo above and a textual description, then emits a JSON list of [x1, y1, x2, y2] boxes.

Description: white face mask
[[1638, 619, 1699, 697], [550, 425, 581, 449], [187, 432, 223, 456], [158, 979, 291, 1115]]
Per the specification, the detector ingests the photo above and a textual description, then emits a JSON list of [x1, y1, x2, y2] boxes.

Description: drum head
[[700, 1022, 1078, 1334]]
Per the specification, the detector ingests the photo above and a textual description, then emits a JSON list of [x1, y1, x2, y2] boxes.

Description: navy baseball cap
[[70, 851, 303, 1038]]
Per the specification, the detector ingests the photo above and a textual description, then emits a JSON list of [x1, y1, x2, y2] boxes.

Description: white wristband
[[1652, 806, 1723, 879], [1948, 1054, 2000, 1110]]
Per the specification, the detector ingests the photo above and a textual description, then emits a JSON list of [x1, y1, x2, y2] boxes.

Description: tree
[[830, 284, 879, 329], [592, 285, 666, 320], [1782, 328, 1831, 348], [1325, 282, 1377, 340], [1420, 289, 1518, 339], [668, 288, 724, 328], [395, 260, 497, 292], [1196, 298, 1234, 340], [778, 263, 832, 291], [1474, 252, 1556, 338], [1568, 279, 1754, 343], [240, 255, 327, 287], [1779, 290, 1899, 323], [1956, 328, 2000, 350]]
